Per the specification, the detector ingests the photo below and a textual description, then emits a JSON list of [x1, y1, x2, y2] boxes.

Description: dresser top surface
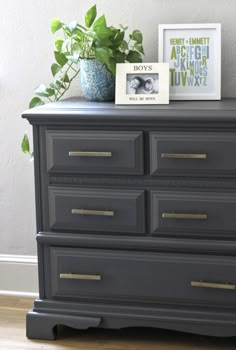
[[22, 97, 236, 125]]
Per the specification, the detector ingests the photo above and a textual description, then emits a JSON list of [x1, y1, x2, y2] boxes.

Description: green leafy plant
[[29, 4, 144, 109], [22, 4, 144, 157]]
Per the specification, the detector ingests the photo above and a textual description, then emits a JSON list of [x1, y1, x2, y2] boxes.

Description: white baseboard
[[0, 254, 38, 297]]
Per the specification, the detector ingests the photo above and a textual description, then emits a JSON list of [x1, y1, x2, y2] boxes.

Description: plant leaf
[[62, 73, 70, 83], [93, 15, 106, 29], [95, 47, 111, 67], [34, 84, 46, 95], [74, 28, 84, 40], [114, 30, 124, 42], [55, 38, 64, 52], [51, 18, 63, 34], [126, 50, 143, 63], [29, 97, 44, 109], [46, 88, 55, 97], [50, 80, 63, 89], [130, 29, 143, 43], [65, 20, 77, 33], [66, 52, 80, 64], [134, 42, 144, 55], [85, 4, 97, 28], [51, 63, 61, 76], [54, 51, 68, 66], [107, 58, 116, 76], [35, 85, 55, 97], [61, 39, 72, 54], [72, 41, 82, 52], [93, 26, 113, 40], [111, 30, 125, 49], [94, 38, 113, 47], [120, 40, 128, 52], [21, 133, 30, 154], [95, 47, 116, 76], [113, 50, 126, 63]]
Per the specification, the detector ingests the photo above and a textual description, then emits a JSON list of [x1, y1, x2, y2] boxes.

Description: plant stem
[[56, 66, 80, 101], [77, 24, 87, 31], [70, 66, 78, 73]]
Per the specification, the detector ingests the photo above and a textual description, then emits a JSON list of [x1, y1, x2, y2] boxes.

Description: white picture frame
[[115, 63, 169, 105], [158, 23, 221, 100]]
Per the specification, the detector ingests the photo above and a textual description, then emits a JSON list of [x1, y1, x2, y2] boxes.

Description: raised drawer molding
[[46, 130, 143, 175], [48, 187, 145, 234], [49, 247, 236, 306], [22, 98, 236, 340], [150, 132, 236, 177], [151, 190, 236, 238]]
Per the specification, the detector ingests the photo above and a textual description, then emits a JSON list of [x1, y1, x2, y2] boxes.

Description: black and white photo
[[126, 74, 159, 95]]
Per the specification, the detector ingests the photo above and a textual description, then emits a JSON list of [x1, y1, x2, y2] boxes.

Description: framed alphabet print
[[158, 23, 221, 100], [115, 63, 169, 105]]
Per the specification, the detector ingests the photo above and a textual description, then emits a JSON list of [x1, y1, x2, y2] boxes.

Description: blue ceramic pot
[[80, 59, 115, 102]]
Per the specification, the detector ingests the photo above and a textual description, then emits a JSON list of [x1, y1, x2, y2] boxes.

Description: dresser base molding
[[26, 299, 236, 339]]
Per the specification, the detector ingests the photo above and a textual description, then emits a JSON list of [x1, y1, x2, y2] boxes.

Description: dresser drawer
[[48, 187, 145, 234], [151, 190, 236, 237], [150, 132, 236, 177], [47, 247, 236, 306], [46, 130, 143, 175]]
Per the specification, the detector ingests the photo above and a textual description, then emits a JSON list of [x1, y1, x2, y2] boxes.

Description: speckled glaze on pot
[[80, 59, 115, 102]]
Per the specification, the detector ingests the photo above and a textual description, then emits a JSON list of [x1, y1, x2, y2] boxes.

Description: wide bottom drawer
[[46, 247, 236, 306]]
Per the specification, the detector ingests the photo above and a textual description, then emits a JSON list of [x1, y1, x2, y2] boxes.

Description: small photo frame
[[158, 23, 221, 100], [115, 63, 169, 105]]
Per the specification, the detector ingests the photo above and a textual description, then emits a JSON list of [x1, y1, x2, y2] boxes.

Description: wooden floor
[[1, 296, 236, 349]]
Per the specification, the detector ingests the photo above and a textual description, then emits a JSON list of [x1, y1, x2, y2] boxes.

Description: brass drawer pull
[[161, 153, 207, 159], [72, 209, 114, 217], [191, 281, 236, 290], [162, 213, 208, 220], [69, 151, 112, 157], [60, 273, 102, 281]]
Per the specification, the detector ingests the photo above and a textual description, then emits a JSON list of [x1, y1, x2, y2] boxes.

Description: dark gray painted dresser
[[22, 98, 236, 339]]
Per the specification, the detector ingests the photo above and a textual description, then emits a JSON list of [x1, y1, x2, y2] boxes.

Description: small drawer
[[47, 247, 236, 306], [48, 187, 145, 234], [151, 190, 236, 238], [46, 130, 143, 175], [150, 132, 236, 177]]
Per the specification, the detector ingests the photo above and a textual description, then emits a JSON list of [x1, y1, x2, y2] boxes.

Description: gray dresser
[[22, 98, 236, 339]]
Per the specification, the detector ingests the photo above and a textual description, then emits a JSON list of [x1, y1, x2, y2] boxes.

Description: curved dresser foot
[[26, 310, 101, 340]]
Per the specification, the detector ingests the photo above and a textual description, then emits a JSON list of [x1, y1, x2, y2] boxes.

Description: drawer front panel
[[46, 130, 143, 174], [48, 247, 236, 306], [48, 187, 145, 234], [151, 190, 236, 237], [150, 132, 236, 176]]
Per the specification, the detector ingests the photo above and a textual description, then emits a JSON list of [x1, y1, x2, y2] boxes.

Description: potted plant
[[22, 4, 144, 156], [29, 4, 144, 109]]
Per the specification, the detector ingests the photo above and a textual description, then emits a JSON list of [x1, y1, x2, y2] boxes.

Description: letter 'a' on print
[[158, 23, 221, 100]]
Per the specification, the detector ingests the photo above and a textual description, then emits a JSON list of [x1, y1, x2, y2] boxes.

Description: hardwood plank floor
[[1, 296, 236, 350]]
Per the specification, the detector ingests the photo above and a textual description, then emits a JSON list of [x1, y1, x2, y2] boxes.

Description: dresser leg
[[26, 309, 101, 340], [26, 310, 57, 340]]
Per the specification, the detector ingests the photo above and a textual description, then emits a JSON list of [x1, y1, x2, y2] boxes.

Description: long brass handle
[[162, 213, 208, 220], [69, 151, 112, 157], [60, 273, 101, 281], [191, 281, 236, 290], [71, 209, 114, 217], [161, 153, 207, 159]]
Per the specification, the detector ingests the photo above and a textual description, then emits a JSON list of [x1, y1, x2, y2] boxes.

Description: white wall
[[0, 0, 236, 256]]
